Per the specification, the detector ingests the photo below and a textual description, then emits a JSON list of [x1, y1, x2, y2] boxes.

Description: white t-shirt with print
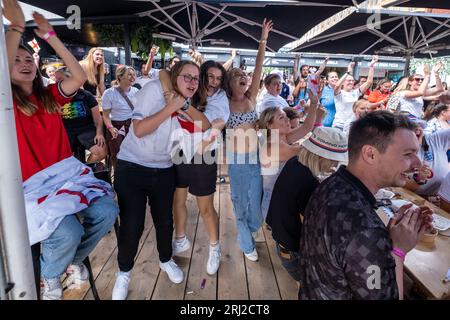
[[332, 89, 361, 129], [117, 80, 180, 168], [417, 129, 450, 196], [101, 86, 139, 121], [438, 171, 450, 203]]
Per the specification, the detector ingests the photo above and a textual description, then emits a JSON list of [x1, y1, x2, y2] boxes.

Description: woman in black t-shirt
[[266, 127, 347, 282]]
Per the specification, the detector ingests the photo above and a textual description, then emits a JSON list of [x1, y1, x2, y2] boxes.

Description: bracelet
[[260, 39, 267, 44], [9, 24, 25, 31], [392, 248, 406, 261], [7, 28, 23, 35], [42, 31, 56, 41], [106, 124, 114, 130]]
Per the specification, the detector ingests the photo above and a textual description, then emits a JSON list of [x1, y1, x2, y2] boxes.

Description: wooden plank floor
[[64, 164, 298, 300]]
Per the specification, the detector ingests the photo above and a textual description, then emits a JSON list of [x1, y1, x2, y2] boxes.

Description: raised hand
[[423, 64, 431, 76], [32, 11, 55, 39], [261, 18, 273, 41], [3, 0, 25, 28], [369, 55, 379, 67], [347, 61, 355, 73], [433, 61, 443, 73], [231, 49, 237, 59]]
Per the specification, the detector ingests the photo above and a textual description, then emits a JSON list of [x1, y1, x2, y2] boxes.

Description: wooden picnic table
[[377, 187, 450, 300]]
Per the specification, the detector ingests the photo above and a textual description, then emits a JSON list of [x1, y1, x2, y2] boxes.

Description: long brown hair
[[79, 47, 105, 87], [191, 60, 226, 111], [169, 60, 200, 97], [12, 45, 60, 116]]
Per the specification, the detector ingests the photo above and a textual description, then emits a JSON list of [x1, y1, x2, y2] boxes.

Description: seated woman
[[266, 127, 348, 281], [405, 121, 450, 200], [56, 67, 108, 164], [5, 2, 118, 300]]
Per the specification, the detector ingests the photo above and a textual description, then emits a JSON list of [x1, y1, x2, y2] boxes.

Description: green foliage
[[93, 24, 124, 47], [92, 23, 174, 65], [410, 56, 450, 75]]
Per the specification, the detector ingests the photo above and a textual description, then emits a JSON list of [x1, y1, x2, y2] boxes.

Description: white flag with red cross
[[27, 38, 40, 53]]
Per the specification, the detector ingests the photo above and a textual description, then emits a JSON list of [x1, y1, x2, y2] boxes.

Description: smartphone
[[152, 44, 160, 55], [307, 74, 319, 96]]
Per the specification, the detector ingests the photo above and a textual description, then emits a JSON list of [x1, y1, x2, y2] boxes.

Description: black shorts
[[65, 123, 97, 151], [175, 150, 217, 197]]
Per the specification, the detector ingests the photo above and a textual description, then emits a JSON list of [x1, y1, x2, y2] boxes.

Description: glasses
[[414, 77, 424, 82], [178, 74, 199, 84]]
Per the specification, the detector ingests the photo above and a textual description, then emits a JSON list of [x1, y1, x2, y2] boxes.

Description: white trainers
[[63, 262, 89, 289], [41, 277, 63, 300], [206, 244, 221, 275], [112, 270, 131, 300], [172, 236, 191, 256], [244, 249, 259, 262], [160, 259, 184, 284]]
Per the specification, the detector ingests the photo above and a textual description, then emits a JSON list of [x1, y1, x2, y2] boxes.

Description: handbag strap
[[115, 87, 134, 111]]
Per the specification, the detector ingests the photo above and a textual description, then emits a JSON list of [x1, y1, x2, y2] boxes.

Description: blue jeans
[[40, 195, 119, 279], [228, 153, 263, 254]]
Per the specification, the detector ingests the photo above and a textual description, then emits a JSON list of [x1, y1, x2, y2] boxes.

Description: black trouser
[[114, 159, 176, 272]]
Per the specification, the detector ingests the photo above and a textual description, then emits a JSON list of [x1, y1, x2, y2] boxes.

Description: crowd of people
[[4, 0, 449, 300]]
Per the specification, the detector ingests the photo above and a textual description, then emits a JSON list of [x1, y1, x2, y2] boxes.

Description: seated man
[[56, 67, 108, 165], [299, 111, 433, 300]]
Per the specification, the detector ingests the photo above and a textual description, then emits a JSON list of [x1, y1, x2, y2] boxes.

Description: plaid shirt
[[299, 166, 399, 300]]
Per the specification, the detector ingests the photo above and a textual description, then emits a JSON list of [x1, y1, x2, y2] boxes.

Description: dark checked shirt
[[299, 166, 399, 300]]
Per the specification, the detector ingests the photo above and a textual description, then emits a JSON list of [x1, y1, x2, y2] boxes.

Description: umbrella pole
[[404, 54, 411, 76], [0, 8, 37, 300]]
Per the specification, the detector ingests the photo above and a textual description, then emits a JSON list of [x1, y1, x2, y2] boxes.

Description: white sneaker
[[41, 277, 63, 300], [206, 244, 221, 275], [160, 259, 184, 284], [172, 236, 191, 256], [63, 262, 89, 289], [244, 249, 259, 262], [112, 270, 131, 300]]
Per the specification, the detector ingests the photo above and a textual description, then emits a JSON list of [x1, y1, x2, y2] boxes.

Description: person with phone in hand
[[135, 45, 160, 88]]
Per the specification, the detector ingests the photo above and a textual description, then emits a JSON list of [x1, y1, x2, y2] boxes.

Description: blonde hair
[[393, 76, 411, 93], [352, 99, 370, 113], [258, 106, 281, 137], [111, 65, 135, 86], [79, 47, 105, 87], [298, 147, 338, 179], [12, 46, 60, 116]]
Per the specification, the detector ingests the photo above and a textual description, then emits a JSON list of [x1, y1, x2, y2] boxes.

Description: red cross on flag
[[27, 39, 40, 53]]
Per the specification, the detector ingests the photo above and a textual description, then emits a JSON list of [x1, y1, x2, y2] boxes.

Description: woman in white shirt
[[111, 61, 204, 300], [101, 66, 139, 168], [332, 56, 377, 130], [159, 60, 230, 276], [394, 62, 444, 119]]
